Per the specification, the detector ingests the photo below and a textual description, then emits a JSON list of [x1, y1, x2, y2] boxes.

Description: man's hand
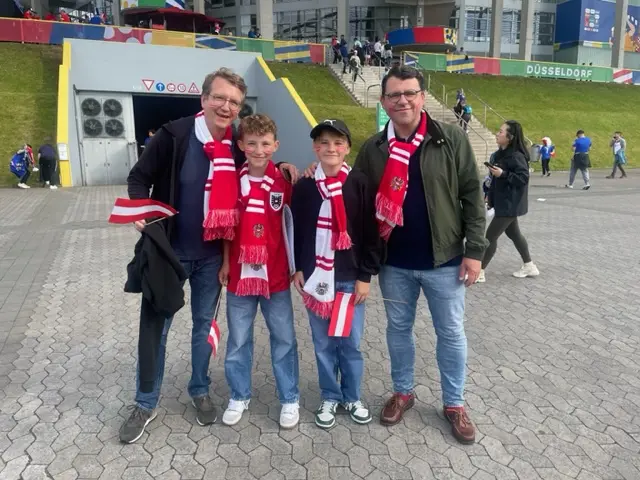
[[354, 280, 370, 305], [218, 261, 230, 287], [278, 163, 300, 184], [304, 162, 318, 178], [134, 219, 146, 232], [292, 272, 305, 296], [459, 257, 482, 287], [488, 165, 503, 177]]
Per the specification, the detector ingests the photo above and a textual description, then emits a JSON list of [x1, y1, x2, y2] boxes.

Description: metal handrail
[[365, 83, 381, 108], [445, 87, 534, 147], [427, 82, 490, 163]]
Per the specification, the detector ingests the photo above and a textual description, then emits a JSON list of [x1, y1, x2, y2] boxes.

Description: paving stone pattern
[[1, 174, 640, 479]]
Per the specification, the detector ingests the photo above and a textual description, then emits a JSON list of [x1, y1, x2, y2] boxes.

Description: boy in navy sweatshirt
[[291, 119, 382, 429]]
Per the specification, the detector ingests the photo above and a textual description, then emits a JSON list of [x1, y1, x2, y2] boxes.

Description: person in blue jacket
[[538, 137, 554, 177]]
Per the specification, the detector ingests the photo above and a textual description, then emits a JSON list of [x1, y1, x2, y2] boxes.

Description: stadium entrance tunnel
[[59, 38, 316, 186], [133, 94, 201, 157]]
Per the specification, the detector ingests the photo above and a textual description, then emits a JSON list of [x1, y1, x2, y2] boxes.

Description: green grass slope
[[267, 63, 376, 163], [0, 44, 61, 187], [431, 71, 640, 169]]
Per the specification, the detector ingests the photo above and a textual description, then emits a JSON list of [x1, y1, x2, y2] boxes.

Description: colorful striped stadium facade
[[0, 17, 326, 64], [386, 27, 457, 48], [403, 51, 640, 85]]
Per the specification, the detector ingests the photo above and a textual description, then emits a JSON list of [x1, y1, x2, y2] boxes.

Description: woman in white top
[[607, 131, 627, 179]]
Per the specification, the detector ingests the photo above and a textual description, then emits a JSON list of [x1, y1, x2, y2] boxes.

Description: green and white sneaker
[[343, 400, 372, 425], [315, 400, 338, 429]]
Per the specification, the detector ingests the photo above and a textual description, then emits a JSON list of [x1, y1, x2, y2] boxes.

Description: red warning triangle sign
[[142, 79, 154, 91], [188, 82, 200, 94]]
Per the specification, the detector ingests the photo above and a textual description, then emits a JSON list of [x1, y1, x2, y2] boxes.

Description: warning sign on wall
[[141, 79, 200, 94]]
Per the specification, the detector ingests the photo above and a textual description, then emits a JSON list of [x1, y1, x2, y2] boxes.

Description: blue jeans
[[135, 255, 222, 411], [307, 281, 365, 403], [224, 289, 299, 404], [378, 265, 467, 407]]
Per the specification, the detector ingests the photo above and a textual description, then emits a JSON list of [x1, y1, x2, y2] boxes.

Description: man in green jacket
[[355, 65, 487, 444]]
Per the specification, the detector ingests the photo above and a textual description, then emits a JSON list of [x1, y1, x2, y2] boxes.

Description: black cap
[[310, 119, 352, 146]]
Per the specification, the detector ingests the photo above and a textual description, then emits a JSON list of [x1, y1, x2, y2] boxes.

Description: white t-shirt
[[374, 41, 382, 53]]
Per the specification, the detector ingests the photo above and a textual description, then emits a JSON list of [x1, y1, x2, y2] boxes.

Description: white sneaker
[[222, 399, 250, 426], [513, 262, 540, 278], [45, 181, 50, 185], [342, 400, 372, 424], [50, 185, 58, 190], [279, 402, 300, 429], [17, 183, 30, 189], [314, 400, 339, 429], [565, 184, 574, 189]]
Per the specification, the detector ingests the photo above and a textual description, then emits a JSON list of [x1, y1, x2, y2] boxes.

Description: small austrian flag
[[328, 292, 355, 337], [207, 319, 221, 357], [207, 291, 224, 357], [108, 198, 177, 224]]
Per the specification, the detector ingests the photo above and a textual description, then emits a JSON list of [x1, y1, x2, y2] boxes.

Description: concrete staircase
[[328, 63, 495, 166]]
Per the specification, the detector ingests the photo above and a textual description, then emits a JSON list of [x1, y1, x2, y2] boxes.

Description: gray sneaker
[[119, 405, 157, 444], [192, 395, 217, 426]]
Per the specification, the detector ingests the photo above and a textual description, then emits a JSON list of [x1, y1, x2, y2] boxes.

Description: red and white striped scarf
[[303, 163, 351, 319], [235, 161, 276, 298], [194, 111, 238, 241], [376, 111, 427, 241]]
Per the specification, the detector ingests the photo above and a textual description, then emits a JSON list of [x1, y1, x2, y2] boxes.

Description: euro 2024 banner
[[580, 0, 640, 52]]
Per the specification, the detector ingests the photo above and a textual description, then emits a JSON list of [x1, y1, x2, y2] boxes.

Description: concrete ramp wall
[[251, 58, 316, 169]]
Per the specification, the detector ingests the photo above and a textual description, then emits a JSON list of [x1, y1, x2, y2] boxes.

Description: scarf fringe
[[204, 226, 235, 241], [303, 293, 333, 319], [379, 222, 393, 242], [332, 231, 352, 251], [237, 278, 270, 298], [239, 245, 268, 265], [203, 209, 239, 229], [376, 193, 404, 226]]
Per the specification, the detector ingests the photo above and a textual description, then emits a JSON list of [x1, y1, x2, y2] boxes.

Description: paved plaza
[[0, 171, 639, 480]]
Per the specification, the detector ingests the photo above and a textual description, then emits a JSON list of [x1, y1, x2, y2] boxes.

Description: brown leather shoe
[[443, 406, 475, 444], [380, 393, 415, 426]]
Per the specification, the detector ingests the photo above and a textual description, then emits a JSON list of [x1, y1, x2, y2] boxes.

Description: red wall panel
[[473, 57, 501, 75], [21, 21, 54, 44], [309, 44, 324, 64], [413, 27, 445, 44], [0, 19, 23, 42]]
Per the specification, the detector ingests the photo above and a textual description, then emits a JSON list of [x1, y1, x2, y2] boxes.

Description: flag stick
[[374, 297, 408, 304], [144, 216, 170, 226], [213, 287, 224, 319]]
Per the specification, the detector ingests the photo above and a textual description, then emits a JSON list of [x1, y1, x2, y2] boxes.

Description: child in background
[[538, 137, 555, 177], [218, 114, 300, 429], [291, 119, 382, 429]]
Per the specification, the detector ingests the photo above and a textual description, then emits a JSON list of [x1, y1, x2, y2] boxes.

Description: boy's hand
[[354, 280, 370, 305], [292, 272, 305, 296], [278, 163, 300, 184], [218, 262, 230, 287], [304, 162, 318, 178]]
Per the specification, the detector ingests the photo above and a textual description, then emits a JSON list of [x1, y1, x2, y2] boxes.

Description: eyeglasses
[[384, 89, 422, 103], [207, 94, 242, 111]]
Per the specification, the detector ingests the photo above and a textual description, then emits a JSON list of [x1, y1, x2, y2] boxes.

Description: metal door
[[105, 139, 131, 184], [78, 92, 135, 185], [82, 140, 109, 186]]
